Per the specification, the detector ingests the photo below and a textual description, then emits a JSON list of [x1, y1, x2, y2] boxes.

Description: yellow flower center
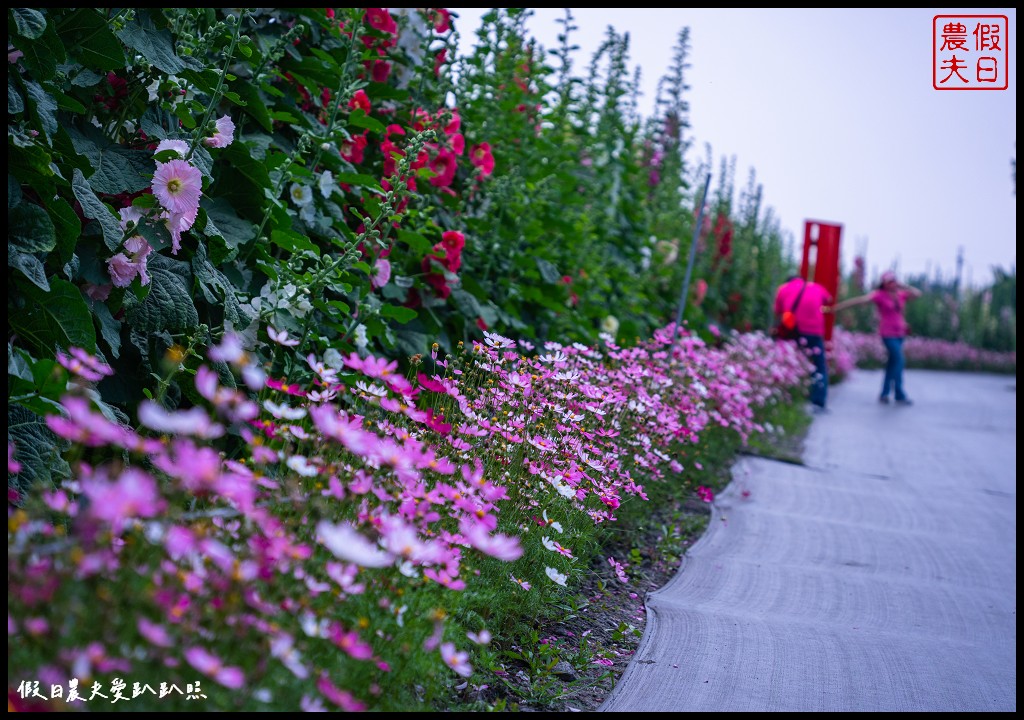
[[167, 178, 182, 194]]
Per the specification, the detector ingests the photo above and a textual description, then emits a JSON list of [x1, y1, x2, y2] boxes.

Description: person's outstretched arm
[[899, 283, 923, 299], [832, 292, 874, 313]]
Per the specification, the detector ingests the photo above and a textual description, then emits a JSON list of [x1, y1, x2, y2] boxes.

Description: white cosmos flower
[[316, 521, 393, 567], [264, 400, 307, 421], [545, 567, 568, 586], [286, 455, 319, 477]]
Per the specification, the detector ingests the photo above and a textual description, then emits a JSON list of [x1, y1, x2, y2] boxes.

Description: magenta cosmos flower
[[152, 159, 203, 216]]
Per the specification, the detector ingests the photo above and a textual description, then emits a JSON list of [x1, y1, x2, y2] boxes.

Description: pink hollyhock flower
[[155, 138, 189, 158], [440, 643, 472, 678], [83, 283, 112, 302], [470, 142, 495, 176], [204, 115, 235, 148], [371, 257, 391, 289], [184, 647, 246, 689], [106, 253, 136, 288], [152, 159, 202, 216]]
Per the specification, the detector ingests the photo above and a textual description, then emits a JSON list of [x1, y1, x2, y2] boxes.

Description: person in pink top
[[834, 270, 923, 405], [774, 275, 834, 412]]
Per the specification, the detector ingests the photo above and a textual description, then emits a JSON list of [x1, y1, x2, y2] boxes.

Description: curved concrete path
[[600, 368, 1016, 712]]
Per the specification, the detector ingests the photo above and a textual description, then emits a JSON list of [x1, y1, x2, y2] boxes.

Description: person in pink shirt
[[834, 270, 923, 405], [774, 275, 834, 412]]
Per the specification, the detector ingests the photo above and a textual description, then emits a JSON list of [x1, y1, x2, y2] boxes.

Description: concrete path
[[600, 368, 1017, 712]]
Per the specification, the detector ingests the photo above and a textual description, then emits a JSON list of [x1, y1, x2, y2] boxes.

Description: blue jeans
[[798, 334, 828, 408], [881, 336, 907, 401]]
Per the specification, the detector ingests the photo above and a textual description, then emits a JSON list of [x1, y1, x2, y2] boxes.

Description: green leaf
[[10, 277, 97, 355], [10, 22, 65, 81], [8, 248, 50, 291], [66, 120, 151, 194], [23, 80, 58, 138], [348, 108, 386, 134], [8, 405, 71, 496], [47, 198, 81, 265], [57, 8, 126, 71], [71, 168, 123, 251], [381, 304, 418, 324], [70, 68, 104, 87], [9, 202, 56, 253], [11, 8, 47, 39], [8, 343, 34, 382], [123, 254, 199, 332], [116, 9, 185, 74], [8, 175, 23, 209], [8, 77, 24, 115], [271, 229, 320, 257], [335, 172, 380, 188], [204, 198, 255, 263], [233, 80, 273, 132], [192, 242, 251, 330], [536, 257, 561, 284], [90, 298, 122, 358]]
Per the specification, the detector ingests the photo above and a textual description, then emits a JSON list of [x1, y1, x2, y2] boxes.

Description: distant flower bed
[[835, 329, 1016, 374]]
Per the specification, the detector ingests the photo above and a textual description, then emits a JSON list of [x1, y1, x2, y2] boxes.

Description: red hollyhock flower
[[348, 89, 371, 113], [341, 133, 368, 164], [371, 58, 391, 83], [470, 143, 495, 176], [429, 8, 452, 33], [428, 147, 457, 188], [439, 231, 465, 254], [365, 8, 397, 35]]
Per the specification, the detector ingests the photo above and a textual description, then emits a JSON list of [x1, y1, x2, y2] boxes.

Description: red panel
[[800, 220, 842, 341]]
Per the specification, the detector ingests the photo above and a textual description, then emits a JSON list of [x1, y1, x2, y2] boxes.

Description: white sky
[[448, 8, 1017, 287]]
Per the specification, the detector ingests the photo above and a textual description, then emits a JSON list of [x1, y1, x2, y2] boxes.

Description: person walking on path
[[773, 274, 834, 412], [833, 270, 922, 405]]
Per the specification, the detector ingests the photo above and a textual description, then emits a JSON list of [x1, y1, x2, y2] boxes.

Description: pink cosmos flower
[[204, 115, 235, 148], [81, 468, 166, 531], [440, 643, 473, 677], [56, 347, 113, 383], [697, 485, 715, 503], [152, 158, 203, 216], [316, 520, 393, 567], [184, 647, 245, 689], [138, 400, 225, 439], [317, 673, 366, 711], [138, 618, 173, 648], [8, 442, 21, 474]]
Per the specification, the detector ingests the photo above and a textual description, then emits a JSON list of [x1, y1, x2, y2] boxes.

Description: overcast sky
[[448, 8, 1017, 288]]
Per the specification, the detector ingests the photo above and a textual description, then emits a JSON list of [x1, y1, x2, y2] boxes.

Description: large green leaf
[[68, 124, 152, 195], [9, 277, 96, 354], [116, 9, 188, 74], [8, 248, 50, 291], [90, 297, 122, 358], [123, 254, 199, 332], [11, 8, 47, 39], [9, 21, 65, 82], [9, 202, 56, 253], [8, 404, 71, 497], [23, 80, 58, 138], [192, 242, 251, 330], [8, 77, 24, 115], [71, 168, 123, 251], [56, 8, 126, 71], [204, 198, 256, 264], [47, 197, 82, 264]]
